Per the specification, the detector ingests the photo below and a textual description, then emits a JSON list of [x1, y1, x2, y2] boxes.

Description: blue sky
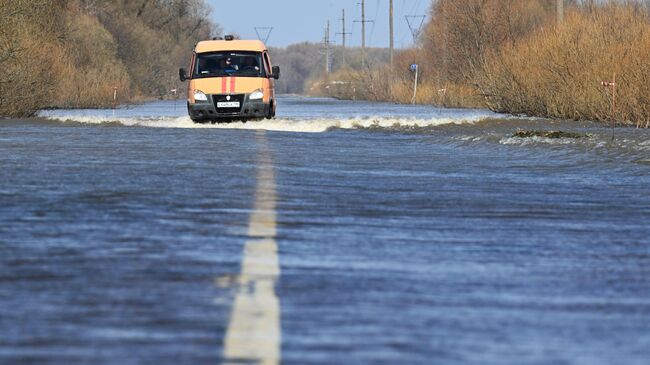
[[206, 0, 431, 48]]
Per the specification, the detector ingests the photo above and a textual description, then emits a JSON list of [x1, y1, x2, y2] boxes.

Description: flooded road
[[2, 96, 650, 364]]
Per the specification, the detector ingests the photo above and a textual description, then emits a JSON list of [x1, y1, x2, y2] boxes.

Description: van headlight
[[249, 89, 264, 100], [193, 90, 208, 101]]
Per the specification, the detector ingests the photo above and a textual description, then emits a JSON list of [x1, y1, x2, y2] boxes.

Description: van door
[[262, 51, 274, 101]]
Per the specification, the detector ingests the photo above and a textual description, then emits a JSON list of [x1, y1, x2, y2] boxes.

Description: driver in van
[[222, 57, 238, 73]]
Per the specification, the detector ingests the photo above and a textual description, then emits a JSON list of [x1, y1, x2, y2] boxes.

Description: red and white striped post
[[601, 73, 616, 140]]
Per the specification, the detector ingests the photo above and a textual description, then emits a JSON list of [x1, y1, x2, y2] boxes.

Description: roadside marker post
[[437, 87, 447, 107], [171, 88, 178, 111], [410, 64, 419, 105], [601, 73, 616, 140], [112, 87, 118, 109]]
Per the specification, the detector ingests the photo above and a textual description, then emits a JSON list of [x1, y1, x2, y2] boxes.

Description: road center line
[[222, 130, 280, 365]]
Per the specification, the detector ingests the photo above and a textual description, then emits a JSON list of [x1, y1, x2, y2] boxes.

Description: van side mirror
[[179, 68, 188, 82], [271, 66, 280, 80]]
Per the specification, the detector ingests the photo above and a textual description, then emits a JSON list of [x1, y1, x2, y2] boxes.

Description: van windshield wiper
[[197, 71, 262, 78], [198, 71, 228, 77]]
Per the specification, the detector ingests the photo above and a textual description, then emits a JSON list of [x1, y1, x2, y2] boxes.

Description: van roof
[[195, 39, 267, 53]]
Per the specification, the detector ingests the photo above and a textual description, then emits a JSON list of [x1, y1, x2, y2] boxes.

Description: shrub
[[319, 0, 650, 126], [0, 0, 218, 117], [480, 3, 650, 125], [0, 1, 65, 117]]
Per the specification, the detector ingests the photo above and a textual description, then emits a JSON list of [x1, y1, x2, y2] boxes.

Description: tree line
[[270, 43, 389, 95], [318, 0, 650, 127], [0, 0, 218, 117]]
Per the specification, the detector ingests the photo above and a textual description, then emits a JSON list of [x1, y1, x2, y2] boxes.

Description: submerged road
[[1, 96, 650, 364]]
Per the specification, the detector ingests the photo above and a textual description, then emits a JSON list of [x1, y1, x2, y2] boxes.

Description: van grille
[[213, 94, 244, 114]]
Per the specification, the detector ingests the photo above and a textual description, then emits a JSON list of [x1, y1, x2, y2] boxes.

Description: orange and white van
[[179, 35, 280, 123]]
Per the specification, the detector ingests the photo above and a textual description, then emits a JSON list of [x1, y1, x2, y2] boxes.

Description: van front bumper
[[188, 94, 269, 122]]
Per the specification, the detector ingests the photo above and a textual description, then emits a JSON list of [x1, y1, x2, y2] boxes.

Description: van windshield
[[193, 51, 266, 78]]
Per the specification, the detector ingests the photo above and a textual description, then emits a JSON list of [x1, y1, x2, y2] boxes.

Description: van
[[179, 35, 280, 123]]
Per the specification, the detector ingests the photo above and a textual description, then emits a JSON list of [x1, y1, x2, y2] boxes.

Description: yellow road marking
[[222, 130, 280, 365]]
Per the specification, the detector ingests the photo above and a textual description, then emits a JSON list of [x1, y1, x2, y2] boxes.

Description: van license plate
[[217, 101, 240, 108]]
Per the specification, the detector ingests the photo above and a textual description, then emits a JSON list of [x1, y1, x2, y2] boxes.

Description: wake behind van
[[179, 35, 280, 123]]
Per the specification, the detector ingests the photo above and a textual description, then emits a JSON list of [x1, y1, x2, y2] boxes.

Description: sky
[[206, 0, 431, 49]]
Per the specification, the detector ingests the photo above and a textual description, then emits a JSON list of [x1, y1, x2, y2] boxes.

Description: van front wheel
[[266, 101, 275, 119]]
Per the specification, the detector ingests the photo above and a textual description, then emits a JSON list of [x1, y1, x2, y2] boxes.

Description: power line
[[368, 0, 380, 46], [405, 15, 426, 44], [254, 27, 273, 44]]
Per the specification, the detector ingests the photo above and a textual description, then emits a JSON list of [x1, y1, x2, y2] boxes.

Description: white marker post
[[112, 87, 118, 109], [171, 88, 178, 111], [410, 63, 419, 105], [437, 88, 447, 108]]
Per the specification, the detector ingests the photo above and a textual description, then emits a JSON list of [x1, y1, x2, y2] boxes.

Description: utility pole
[[354, 0, 374, 50], [389, 0, 394, 68], [361, 0, 366, 50], [354, 0, 373, 66], [326, 21, 330, 74], [322, 21, 332, 74], [336, 9, 351, 48], [557, 0, 564, 24]]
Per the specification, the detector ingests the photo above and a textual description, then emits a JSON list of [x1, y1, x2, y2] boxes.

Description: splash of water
[[36, 114, 494, 133]]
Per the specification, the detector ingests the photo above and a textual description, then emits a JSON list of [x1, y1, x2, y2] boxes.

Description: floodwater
[[2, 96, 650, 364]]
